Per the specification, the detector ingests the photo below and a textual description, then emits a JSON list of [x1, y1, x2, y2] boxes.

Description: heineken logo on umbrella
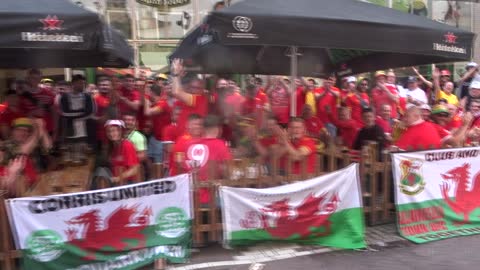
[[433, 31, 466, 55], [39, 15, 63, 31], [444, 32, 457, 44], [21, 14, 84, 43]]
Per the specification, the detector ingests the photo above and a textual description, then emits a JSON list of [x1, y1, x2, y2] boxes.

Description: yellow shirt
[[436, 90, 459, 106], [305, 91, 316, 114]]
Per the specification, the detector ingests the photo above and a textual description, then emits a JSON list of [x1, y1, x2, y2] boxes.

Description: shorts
[[147, 136, 164, 163]]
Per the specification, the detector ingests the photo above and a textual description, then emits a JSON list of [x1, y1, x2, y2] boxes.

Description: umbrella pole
[[290, 46, 298, 117]]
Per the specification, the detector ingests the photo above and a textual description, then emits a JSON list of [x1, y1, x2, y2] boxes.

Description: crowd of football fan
[[1, 58, 480, 198]]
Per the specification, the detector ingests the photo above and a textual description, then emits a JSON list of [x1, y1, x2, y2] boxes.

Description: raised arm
[[171, 59, 194, 106], [412, 67, 433, 89]]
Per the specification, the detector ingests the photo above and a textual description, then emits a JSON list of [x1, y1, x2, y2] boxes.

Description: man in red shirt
[[340, 76, 356, 103], [444, 103, 463, 132], [371, 71, 399, 119], [144, 84, 172, 164], [328, 106, 360, 148], [242, 84, 270, 129], [266, 76, 290, 127], [93, 77, 115, 150], [344, 78, 370, 128], [315, 74, 340, 136], [3, 118, 52, 192], [375, 104, 394, 139], [162, 107, 181, 143], [24, 69, 56, 135], [171, 59, 209, 135], [115, 74, 141, 116], [301, 104, 327, 141], [224, 85, 245, 119], [0, 80, 27, 139], [169, 114, 204, 176], [395, 106, 441, 150], [393, 105, 471, 151], [429, 104, 471, 147], [184, 115, 232, 204], [275, 117, 317, 175]]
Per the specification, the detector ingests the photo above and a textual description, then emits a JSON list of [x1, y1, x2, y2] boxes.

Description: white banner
[[220, 164, 366, 249], [6, 174, 192, 269]]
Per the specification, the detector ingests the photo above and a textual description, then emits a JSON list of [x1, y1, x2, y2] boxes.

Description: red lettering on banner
[[400, 223, 430, 236], [398, 206, 444, 225], [429, 221, 447, 232]]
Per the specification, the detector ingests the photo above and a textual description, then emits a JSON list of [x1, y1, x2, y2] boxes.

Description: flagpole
[[290, 46, 298, 117]]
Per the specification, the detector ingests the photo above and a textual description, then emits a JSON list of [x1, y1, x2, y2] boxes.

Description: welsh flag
[[392, 147, 480, 243], [220, 164, 366, 249], [5, 174, 192, 270]]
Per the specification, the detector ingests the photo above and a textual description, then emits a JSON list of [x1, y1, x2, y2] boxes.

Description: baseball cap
[[420, 104, 431, 111], [407, 76, 418, 83], [470, 80, 480, 89], [12, 117, 33, 129], [375, 71, 386, 77], [346, 76, 357, 83], [466, 62, 478, 69], [440, 70, 451, 76], [41, 78, 54, 83], [104, 119, 125, 128], [431, 104, 450, 115], [155, 73, 168, 80]]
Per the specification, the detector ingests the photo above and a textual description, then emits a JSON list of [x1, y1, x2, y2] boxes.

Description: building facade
[[74, 0, 226, 72]]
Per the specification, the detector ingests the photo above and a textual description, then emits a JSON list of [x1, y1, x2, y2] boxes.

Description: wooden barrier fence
[[0, 142, 394, 268], [188, 141, 395, 246]]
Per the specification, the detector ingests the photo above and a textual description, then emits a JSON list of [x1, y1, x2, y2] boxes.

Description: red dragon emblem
[[241, 193, 339, 239], [65, 205, 152, 260], [440, 163, 480, 225]]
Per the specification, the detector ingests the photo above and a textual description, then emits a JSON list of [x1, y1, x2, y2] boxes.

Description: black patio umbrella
[[171, 0, 474, 76], [171, 0, 475, 116], [0, 0, 133, 68]]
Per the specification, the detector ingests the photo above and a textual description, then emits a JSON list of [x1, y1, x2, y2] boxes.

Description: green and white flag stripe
[[392, 147, 480, 243], [6, 174, 192, 270], [220, 164, 366, 249]]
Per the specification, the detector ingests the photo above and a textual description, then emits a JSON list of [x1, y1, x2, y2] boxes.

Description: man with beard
[[123, 112, 147, 162], [58, 75, 95, 164], [114, 74, 141, 116], [93, 77, 117, 150], [344, 78, 370, 128]]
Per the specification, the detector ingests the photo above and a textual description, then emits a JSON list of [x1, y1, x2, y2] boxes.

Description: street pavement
[[166, 224, 480, 270]]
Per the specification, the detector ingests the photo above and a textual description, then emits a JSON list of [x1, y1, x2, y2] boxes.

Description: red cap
[[440, 70, 451, 76]]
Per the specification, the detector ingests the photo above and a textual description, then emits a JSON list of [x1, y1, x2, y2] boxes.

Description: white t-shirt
[[401, 87, 428, 104]]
